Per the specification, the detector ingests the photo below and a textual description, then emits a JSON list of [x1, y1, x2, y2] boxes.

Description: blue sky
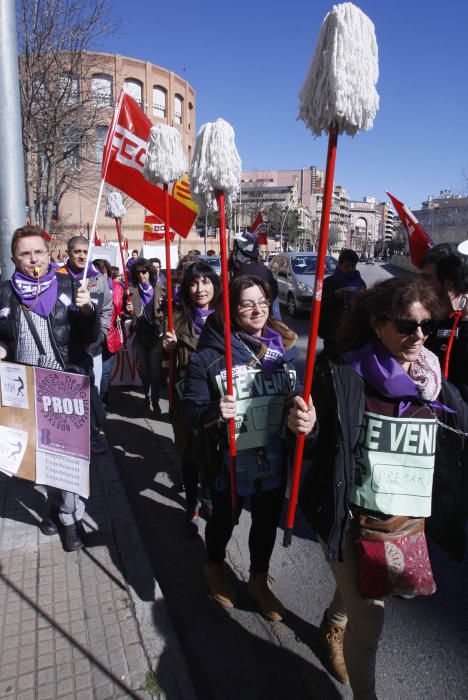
[[102, 0, 468, 210]]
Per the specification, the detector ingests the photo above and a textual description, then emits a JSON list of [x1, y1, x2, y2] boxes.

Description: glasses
[[391, 318, 437, 336], [17, 249, 48, 259], [238, 299, 271, 311], [137, 269, 149, 275]]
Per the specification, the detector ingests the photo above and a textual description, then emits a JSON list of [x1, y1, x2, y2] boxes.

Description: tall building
[[55, 52, 196, 253], [348, 197, 380, 253], [415, 190, 468, 244]]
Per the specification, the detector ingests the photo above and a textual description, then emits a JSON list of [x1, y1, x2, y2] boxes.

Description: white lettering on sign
[[42, 396, 85, 416]]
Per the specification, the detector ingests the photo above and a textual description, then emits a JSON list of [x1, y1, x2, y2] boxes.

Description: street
[[106, 263, 468, 700]]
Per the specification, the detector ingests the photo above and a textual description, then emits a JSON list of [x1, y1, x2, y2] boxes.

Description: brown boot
[[246, 572, 285, 622], [203, 563, 236, 609], [319, 610, 349, 684]]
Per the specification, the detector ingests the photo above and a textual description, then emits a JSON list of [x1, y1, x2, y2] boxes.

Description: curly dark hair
[[129, 258, 157, 287], [336, 277, 441, 354], [178, 262, 221, 325]]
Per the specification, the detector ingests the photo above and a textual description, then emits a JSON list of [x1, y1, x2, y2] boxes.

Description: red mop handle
[[283, 125, 338, 547], [114, 217, 130, 300], [163, 183, 174, 412], [443, 310, 463, 379], [217, 190, 239, 518]]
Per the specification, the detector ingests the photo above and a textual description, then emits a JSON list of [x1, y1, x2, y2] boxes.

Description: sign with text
[[35, 450, 90, 499], [0, 363, 29, 409], [34, 368, 90, 461]]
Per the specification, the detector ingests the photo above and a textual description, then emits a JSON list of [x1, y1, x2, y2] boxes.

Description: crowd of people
[[0, 225, 467, 699]]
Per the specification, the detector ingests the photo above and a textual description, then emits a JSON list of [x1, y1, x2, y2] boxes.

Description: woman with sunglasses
[[183, 275, 316, 620], [162, 262, 222, 535], [300, 277, 468, 699], [126, 258, 166, 416]]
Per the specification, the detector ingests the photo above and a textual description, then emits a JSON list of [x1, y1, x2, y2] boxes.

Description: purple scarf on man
[[11, 267, 58, 318], [66, 262, 100, 281], [343, 339, 451, 416], [191, 305, 213, 336], [138, 282, 154, 306], [256, 326, 286, 376]]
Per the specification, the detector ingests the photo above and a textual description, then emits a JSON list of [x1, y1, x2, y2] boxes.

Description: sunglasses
[[391, 318, 437, 336]]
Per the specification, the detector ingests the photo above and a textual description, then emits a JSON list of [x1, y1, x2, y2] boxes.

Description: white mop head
[[298, 2, 379, 137], [105, 191, 126, 219], [144, 124, 187, 184], [189, 118, 242, 211]]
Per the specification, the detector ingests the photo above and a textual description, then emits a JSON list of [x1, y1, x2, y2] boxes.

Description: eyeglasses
[[391, 318, 437, 336], [17, 249, 48, 259], [238, 299, 271, 311], [137, 269, 149, 275]]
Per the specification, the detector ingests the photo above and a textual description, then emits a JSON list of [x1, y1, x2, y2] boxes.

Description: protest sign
[[0, 363, 29, 409], [215, 364, 296, 450]]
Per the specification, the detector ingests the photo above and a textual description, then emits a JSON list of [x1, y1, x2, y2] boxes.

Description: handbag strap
[[21, 306, 47, 356]]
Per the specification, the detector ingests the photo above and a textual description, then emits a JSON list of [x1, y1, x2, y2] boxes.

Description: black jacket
[[300, 355, 468, 563], [426, 318, 468, 402], [0, 275, 100, 370]]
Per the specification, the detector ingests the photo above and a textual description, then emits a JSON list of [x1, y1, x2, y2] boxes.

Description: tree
[[17, 0, 117, 232], [264, 203, 301, 250]]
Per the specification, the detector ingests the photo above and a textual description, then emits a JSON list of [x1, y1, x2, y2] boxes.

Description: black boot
[[40, 517, 58, 536], [63, 523, 84, 552]]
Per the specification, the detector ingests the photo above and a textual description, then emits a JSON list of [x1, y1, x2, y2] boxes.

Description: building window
[[92, 74, 113, 107], [188, 101, 193, 130], [123, 78, 143, 107], [59, 72, 79, 104], [174, 94, 183, 124], [153, 86, 166, 118], [95, 125, 108, 169]]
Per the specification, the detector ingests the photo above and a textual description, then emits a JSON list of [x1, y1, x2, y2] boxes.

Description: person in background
[[0, 225, 100, 551], [421, 245, 468, 400], [125, 258, 166, 416], [230, 231, 280, 319], [110, 266, 124, 287], [300, 277, 468, 698], [173, 254, 200, 304], [318, 248, 366, 357], [163, 262, 222, 535], [184, 275, 315, 621], [57, 237, 112, 453], [149, 257, 167, 292]]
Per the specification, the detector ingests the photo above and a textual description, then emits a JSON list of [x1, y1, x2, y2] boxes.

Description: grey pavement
[[0, 418, 197, 700]]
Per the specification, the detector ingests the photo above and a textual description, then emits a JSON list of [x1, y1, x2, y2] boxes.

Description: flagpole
[[81, 177, 106, 289]]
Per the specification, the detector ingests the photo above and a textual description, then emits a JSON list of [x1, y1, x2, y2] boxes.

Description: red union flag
[[101, 92, 198, 238], [143, 215, 176, 242], [386, 191, 432, 269], [250, 212, 267, 244]]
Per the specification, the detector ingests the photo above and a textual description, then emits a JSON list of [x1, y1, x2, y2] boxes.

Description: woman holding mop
[[162, 261, 221, 535], [183, 275, 316, 620]]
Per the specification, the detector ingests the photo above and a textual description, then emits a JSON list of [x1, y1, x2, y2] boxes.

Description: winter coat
[[106, 280, 125, 354], [0, 274, 100, 370], [426, 318, 468, 402], [318, 271, 366, 356], [299, 354, 468, 563], [183, 314, 300, 486], [127, 283, 166, 348]]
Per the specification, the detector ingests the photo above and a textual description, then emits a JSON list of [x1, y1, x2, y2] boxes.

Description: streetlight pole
[[279, 204, 291, 252]]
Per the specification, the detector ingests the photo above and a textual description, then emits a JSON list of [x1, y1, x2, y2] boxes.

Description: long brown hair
[[336, 277, 441, 354]]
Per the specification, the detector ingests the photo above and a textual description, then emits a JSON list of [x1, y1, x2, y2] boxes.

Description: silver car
[[269, 252, 338, 316], [197, 254, 222, 276]]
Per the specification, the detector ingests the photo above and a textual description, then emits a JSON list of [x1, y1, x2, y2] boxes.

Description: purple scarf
[[138, 281, 154, 306], [11, 267, 58, 318], [66, 262, 100, 281], [191, 305, 213, 336], [257, 326, 286, 376], [343, 339, 451, 416]]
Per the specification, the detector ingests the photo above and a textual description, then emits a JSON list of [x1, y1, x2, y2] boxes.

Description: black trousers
[[205, 480, 285, 574]]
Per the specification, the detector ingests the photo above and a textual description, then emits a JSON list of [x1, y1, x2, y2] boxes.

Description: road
[[107, 263, 468, 700]]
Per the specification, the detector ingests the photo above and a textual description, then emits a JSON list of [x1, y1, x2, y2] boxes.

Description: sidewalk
[[0, 400, 197, 700]]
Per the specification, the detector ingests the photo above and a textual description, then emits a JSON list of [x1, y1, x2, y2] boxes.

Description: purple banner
[[34, 368, 90, 460]]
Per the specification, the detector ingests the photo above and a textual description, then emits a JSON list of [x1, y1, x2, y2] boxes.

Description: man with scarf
[[318, 248, 366, 357], [0, 225, 100, 551], [57, 236, 113, 453]]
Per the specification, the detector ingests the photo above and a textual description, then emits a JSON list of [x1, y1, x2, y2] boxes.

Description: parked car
[[264, 253, 277, 267], [269, 252, 338, 316], [197, 254, 222, 276]]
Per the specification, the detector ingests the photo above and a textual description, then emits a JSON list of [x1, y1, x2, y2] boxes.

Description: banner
[[143, 215, 176, 242], [386, 191, 432, 268], [101, 92, 198, 238], [251, 212, 267, 245]]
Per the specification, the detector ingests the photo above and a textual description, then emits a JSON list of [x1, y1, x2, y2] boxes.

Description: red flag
[[94, 229, 102, 246], [386, 191, 432, 268], [250, 212, 267, 244], [101, 92, 198, 238], [124, 238, 128, 253], [143, 215, 176, 242]]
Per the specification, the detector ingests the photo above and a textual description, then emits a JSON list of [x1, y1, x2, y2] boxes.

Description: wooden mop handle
[[217, 190, 239, 519], [163, 183, 174, 412], [283, 125, 338, 547]]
